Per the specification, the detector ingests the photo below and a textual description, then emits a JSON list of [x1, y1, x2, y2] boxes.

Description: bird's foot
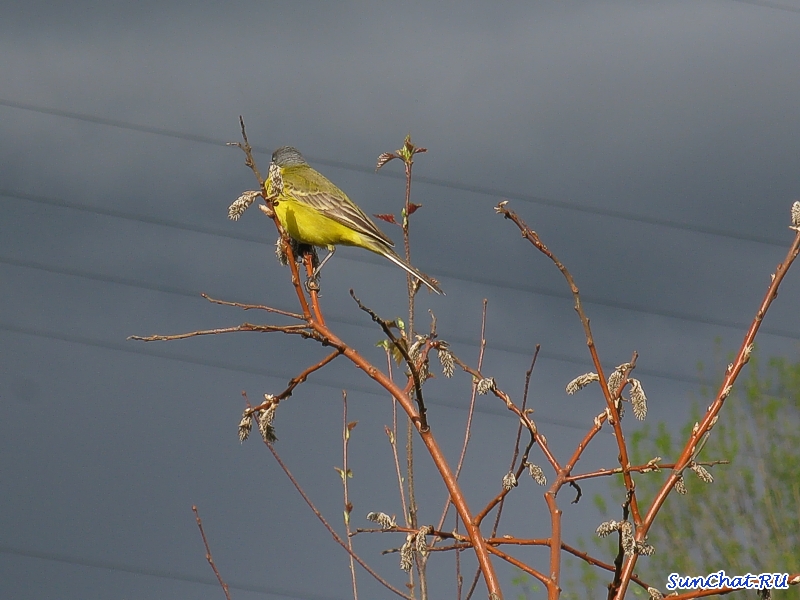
[[305, 277, 321, 294]]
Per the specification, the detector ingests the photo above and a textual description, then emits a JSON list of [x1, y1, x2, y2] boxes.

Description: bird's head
[[272, 146, 307, 167]]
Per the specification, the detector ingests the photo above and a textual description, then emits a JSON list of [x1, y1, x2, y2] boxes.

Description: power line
[[0, 255, 740, 387], [0, 98, 790, 248], [0, 545, 342, 600], [726, 0, 800, 14], [3, 190, 799, 342], [0, 319, 698, 432], [0, 188, 265, 245]]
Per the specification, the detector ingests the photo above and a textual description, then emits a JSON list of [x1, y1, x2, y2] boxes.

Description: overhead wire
[[0, 317, 681, 432], [0, 544, 343, 600], [3, 189, 799, 342], [0, 97, 791, 248], [0, 97, 792, 424], [3, 2, 798, 590], [0, 252, 754, 388], [726, 0, 800, 14]]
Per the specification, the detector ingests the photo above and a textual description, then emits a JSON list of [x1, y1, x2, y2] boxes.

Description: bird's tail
[[379, 246, 445, 295]]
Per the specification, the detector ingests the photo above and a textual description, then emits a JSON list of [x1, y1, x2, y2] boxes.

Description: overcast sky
[[2, 1, 800, 599]]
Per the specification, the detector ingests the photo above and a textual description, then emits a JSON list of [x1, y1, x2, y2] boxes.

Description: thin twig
[[484, 545, 550, 586], [612, 227, 800, 599], [128, 323, 313, 342], [350, 290, 428, 431], [280, 350, 343, 401], [567, 459, 730, 483], [444, 300, 489, 600], [490, 346, 541, 531], [384, 349, 408, 524], [265, 440, 410, 599], [230, 118, 312, 320], [201, 294, 304, 320], [192, 505, 232, 600], [231, 129, 501, 598], [402, 148, 423, 600], [244, 350, 343, 416], [435, 300, 489, 533], [229, 116, 264, 185], [469, 347, 542, 600], [304, 253, 327, 326], [341, 391, 359, 600], [307, 323, 502, 597], [450, 355, 555, 473], [496, 202, 643, 533], [472, 434, 537, 527]]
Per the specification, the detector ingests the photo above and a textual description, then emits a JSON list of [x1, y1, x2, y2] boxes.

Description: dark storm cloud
[[2, 1, 800, 598]]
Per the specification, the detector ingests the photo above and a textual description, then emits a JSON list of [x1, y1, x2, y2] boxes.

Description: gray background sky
[[2, 1, 800, 598]]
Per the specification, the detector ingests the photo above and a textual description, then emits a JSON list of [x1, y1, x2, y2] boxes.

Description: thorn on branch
[[569, 480, 582, 504]]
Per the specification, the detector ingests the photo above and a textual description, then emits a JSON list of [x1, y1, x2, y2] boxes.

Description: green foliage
[[611, 355, 800, 595], [511, 570, 541, 600], [514, 355, 800, 598]]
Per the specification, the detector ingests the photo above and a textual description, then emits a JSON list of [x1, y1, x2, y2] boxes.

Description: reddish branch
[[309, 321, 501, 595], [496, 202, 643, 530], [132, 121, 500, 597], [449, 355, 557, 475], [612, 227, 800, 599], [128, 322, 314, 342], [201, 293, 304, 320], [566, 459, 730, 484], [359, 526, 653, 592], [244, 350, 343, 415], [137, 124, 800, 600], [231, 125, 502, 597], [303, 253, 326, 326]]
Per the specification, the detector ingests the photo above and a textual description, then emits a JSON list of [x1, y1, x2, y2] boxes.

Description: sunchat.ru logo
[[666, 571, 789, 591]]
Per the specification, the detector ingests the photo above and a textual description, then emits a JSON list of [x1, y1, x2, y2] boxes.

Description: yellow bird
[[266, 146, 443, 295]]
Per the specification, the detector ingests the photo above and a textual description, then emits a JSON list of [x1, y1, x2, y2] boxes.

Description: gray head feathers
[[272, 146, 308, 167]]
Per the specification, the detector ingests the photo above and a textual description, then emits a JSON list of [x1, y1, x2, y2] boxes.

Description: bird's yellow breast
[[274, 196, 367, 249]]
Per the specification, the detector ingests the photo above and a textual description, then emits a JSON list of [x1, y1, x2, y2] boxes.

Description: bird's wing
[[284, 166, 395, 247]]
